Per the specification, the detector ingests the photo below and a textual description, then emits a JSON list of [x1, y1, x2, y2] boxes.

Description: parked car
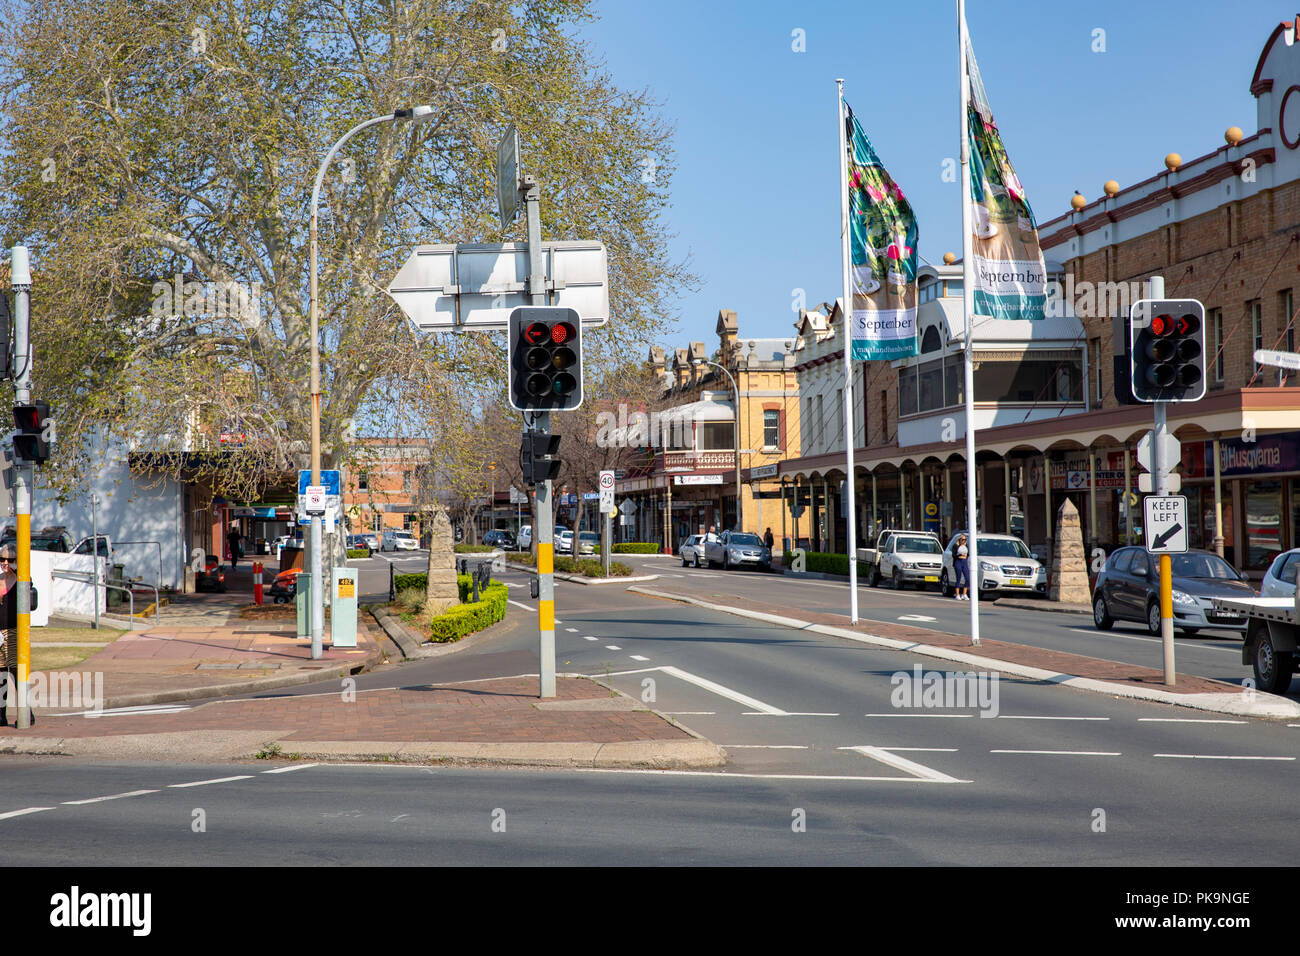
[[483, 529, 516, 550], [518, 525, 533, 550], [1261, 548, 1300, 598], [381, 530, 419, 552], [941, 531, 1046, 597], [576, 531, 599, 555], [555, 527, 573, 551], [704, 530, 771, 571], [861, 530, 942, 587], [362, 531, 381, 551], [871, 531, 944, 589], [2, 525, 74, 553], [346, 534, 372, 556], [679, 534, 706, 568], [1092, 546, 1255, 636]]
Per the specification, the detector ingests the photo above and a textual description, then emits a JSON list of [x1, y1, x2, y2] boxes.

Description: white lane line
[[583, 636, 598, 642], [721, 744, 810, 749], [865, 713, 972, 718], [629, 655, 649, 661], [661, 711, 716, 715], [0, 807, 55, 820], [991, 750, 1121, 756], [565, 628, 578, 633], [507, 600, 534, 612], [1288, 724, 1300, 728], [655, 665, 789, 716], [742, 712, 838, 717], [62, 790, 158, 805], [1140, 718, 1248, 724], [574, 769, 964, 783], [885, 747, 960, 752], [604, 645, 622, 650], [1153, 754, 1295, 761], [841, 746, 969, 783], [167, 775, 255, 788], [996, 715, 1110, 721], [897, 614, 937, 622], [1065, 628, 1240, 653], [261, 763, 320, 774], [83, 706, 191, 719]]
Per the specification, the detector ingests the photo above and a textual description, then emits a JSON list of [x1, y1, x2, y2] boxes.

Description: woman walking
[[953, 534, 970, 601]]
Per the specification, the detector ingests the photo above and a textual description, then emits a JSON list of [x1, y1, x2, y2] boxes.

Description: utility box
[[331, 568, 358, 647], [295, 572, 312, 639]]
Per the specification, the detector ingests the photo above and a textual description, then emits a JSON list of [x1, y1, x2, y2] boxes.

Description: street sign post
[[1144, 495, 1188, 554], [1254, 349, 1300, 371], [598, 470, 615, 514], [599, 470, 614, 575]]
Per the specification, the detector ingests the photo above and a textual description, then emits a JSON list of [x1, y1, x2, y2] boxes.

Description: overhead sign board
[[388, 241, 609, 330], [1144, 495, 1188, 553]]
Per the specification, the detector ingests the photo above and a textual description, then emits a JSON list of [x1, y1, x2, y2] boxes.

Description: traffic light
[[520, 432, 561, 486], [13, 401, 51, 464], [1129, 299, 1206, 403], [508, 306, 583, 411]]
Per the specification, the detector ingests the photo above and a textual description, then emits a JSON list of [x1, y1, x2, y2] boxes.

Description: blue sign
[[923, 500, 940, 533], [582, 492, 600, 500], [298, 470, 341, 496]]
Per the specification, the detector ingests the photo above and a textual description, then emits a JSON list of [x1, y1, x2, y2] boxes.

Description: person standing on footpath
[[953, 533, 970, 601], [227, 525, 243, 570]]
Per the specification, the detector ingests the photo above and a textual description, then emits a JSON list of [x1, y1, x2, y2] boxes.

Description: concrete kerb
[[367, 604, 508, 660], [626, 586, 1300, 720]]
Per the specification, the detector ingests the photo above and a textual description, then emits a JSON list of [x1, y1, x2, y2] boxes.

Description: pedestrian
[[763, 527, 774, 550], [0, 544, 32, 727], [953, 533, 969, 600], [227, 525, 242, 570], [705, 524, 718, 544]]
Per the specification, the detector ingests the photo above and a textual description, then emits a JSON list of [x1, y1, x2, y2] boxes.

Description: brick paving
[[647, 582, 1237, 695], [1, 676, 693, 743]]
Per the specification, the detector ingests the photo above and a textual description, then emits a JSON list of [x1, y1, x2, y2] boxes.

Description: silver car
[[679, 535, 705, 568], [705, 530, 772, 571], [1261, 548, 1300, 598]]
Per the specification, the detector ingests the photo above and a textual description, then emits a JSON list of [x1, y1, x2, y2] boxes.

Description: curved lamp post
[[307, 105, 434, 659], [692, 358, 742, 531]]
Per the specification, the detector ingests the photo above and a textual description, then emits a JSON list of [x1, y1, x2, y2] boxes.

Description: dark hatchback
[[483, 529, 516, 550], [1092, 546, 1255, 636]]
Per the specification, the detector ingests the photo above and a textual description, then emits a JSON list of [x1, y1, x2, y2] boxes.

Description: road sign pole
[[1149, 275, 1176, 686], [10, 246, 32, 728]]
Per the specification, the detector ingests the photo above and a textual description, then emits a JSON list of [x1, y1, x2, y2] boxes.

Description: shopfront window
[[899, 365, 917, 416], [974, 355, 1083, 403], [1245, 480, 1283, 569]]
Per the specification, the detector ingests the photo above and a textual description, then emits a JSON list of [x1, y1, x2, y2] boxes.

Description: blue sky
[[579, 1, 1282, 346]]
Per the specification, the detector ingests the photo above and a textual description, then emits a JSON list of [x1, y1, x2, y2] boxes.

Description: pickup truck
[[1213, 589, 1300, 694], [859, 530, 944, 589]]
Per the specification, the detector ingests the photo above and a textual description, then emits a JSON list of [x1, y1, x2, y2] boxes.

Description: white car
[[382, 530, 419, 551], [518, 525, 533, 550], [679, 535, 705, 567], [1261, 548, 1300, 597], [941, 531, 1046, 597]]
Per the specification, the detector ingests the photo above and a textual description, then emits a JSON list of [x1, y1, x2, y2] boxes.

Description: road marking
[[864, 713, 972, 718], [604, 645, 622, 650], [661, 711, 716, 715], [507, 599, 534, 612], [1140, 718, 1248, 724], [566, 628, 578, 633], [897, 614, 937, 622], [1153, 754, 1295, 761], [82, 706, 192, 719], [168, 775, 255, 788], [884, 747, 960, 752], [0, 807, 55, 820], [721, 744, 810, 749], [504, 582, 522, 589], [261, 763, 320, 774], [574, 769, 964, 783], [62, 790, 158, 805], [742, 712, 839, 717], [991, 750, 1121, 756], [840, 746, 968, 783], [1065, 628, 1240, 653], [995, 715, 1109, 721], [653, 665, 789, 715], [583, 636, 598, 641], [629, 655, 649, 661]]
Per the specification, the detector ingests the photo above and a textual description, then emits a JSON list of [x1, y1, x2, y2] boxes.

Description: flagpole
[[836, 78, 860, 624], [958, 0, 980, 645]]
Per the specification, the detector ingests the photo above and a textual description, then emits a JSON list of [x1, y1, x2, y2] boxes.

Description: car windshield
[[977, 538, 1032, 559], [580, 532, 599, 541], [729, 534, 763, 547], [897, 537, 941, 554], [394, 532, 413, 539], [1172, 553, 1239, 580]]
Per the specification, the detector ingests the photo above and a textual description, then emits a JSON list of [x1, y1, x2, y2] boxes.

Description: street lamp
[[692, 357, 742, 531], [307, 105, 434, 659]]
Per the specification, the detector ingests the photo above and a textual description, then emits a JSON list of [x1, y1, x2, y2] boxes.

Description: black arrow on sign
[[1153, 522, 1182, 550]]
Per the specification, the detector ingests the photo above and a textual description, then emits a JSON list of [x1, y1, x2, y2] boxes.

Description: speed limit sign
[[599, 470, 614, 490], [599, 470, 615, 514]]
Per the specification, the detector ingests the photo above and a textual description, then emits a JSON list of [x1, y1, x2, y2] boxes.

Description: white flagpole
[[958, 0, 980, 645], [836, 78, 860, 624]]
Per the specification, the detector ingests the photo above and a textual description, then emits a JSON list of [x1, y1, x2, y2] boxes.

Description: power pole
[[10, 246, 32, 728]]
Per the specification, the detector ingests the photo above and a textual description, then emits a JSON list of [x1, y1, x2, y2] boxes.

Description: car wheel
[[681, 555, 689, 567], [273, 595, 287, 605], [1253, 629, 1295, 695], [724, 554, 731, 571], [1093, 593, 1113, 630], [1146, 601, 1162, 636], [870, 568, 881, 588], [892, 568, 904, 590], [940, 570, 952, 598]]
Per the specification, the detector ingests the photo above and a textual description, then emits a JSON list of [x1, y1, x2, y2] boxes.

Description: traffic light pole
[[524, 177, 556, 698], [10, 246, 32, 728], [1148, 275, 1176, 686]]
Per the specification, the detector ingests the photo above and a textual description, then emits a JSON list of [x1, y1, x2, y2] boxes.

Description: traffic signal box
[[520, 432, 561, 486], [508, 306, 583, 412], [13, 401, 50, 464], [1129, 299, 1206, 404]]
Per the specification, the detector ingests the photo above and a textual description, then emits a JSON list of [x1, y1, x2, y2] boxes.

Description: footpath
[[0, 561, 723, 769]]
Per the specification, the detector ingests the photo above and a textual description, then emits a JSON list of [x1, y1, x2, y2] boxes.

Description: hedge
[[428, 581, 507, 643], [612, 542, 660, 554], [346, 548, 371, 558], [506, 553, 632, 577], [783, 550, 871, 577], [453, 543, 495, 553], [394, 572, 426, 592]]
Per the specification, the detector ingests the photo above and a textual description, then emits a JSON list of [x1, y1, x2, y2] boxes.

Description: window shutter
[[779, 410, 786, 450]]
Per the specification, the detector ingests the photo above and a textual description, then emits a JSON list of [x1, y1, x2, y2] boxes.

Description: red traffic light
[[524, 322, 550, 345], [551, 321, 576, 344], [1176, 313, 1199, 335], [1150, 314, 1175, 336]]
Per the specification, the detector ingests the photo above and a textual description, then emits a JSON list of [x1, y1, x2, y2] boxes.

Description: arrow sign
[[1152, 522, 1182, 550]]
